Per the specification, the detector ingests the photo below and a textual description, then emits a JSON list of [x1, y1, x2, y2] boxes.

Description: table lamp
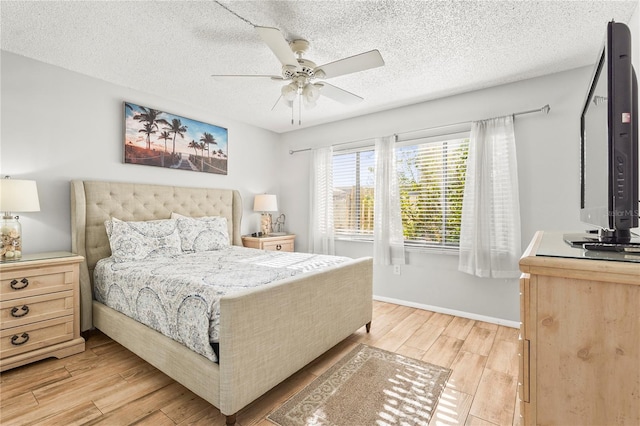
[[253, 194, 278, 236], [0, 177, 40, 260]]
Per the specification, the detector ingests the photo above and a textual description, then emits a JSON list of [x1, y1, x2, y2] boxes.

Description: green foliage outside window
[[396, 139, 468, 246]]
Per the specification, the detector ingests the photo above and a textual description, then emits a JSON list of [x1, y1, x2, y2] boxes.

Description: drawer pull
[[10, 278, 29, 290], [10, 305, 30, 318], [11, 332, 30, 346], [276, 244, 282, 250]]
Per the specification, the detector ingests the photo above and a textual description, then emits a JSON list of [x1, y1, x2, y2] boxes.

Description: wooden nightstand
[[0, 252, 85, 371], [242, 234, 295, 252]]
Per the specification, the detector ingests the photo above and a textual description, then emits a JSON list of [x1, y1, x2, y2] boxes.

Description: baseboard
[[373, 295, 520, 329]]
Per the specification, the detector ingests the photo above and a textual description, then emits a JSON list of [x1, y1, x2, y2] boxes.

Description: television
[[570, 21, 638, 246]]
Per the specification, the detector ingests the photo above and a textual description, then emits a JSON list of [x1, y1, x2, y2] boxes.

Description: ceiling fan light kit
[[212, 25, 384, 125], [281, 82, 297, 101]]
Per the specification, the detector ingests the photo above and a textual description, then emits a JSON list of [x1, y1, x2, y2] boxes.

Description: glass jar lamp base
[[1, 215, 22, 260]]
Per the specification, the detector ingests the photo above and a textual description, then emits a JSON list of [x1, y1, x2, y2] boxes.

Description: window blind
[[396, 138, 469, 247], [332, 137, 469, 247], [333, 149, 376, 236]]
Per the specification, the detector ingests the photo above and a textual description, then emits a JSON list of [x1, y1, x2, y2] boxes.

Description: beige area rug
[[268, 343, 451, 426]]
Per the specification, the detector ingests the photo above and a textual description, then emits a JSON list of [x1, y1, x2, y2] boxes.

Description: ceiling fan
[[212, 26, 385, 124]]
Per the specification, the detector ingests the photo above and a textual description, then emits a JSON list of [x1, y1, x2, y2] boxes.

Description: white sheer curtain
[[309, 146, 335, 255], [458, 115, 521, 278], [373, 135, 406, 265]]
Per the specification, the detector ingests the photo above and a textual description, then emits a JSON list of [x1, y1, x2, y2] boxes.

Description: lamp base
[[1, 215, 22, 260], [260, 213, 272, 236]]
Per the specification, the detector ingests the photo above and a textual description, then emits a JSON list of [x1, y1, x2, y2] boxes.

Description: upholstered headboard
[[70, 180, 243, 331]]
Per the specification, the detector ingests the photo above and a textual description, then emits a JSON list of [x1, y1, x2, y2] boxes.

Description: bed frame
[[70, 180, 373, 424]]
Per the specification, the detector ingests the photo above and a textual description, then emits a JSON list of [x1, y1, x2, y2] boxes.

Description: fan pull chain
[[298, 95, 302, 125], [214, 1, 257, 27]]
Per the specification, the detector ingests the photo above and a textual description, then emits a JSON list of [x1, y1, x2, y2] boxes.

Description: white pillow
[[171, 213, 230, 252], [105, 217, 181, 262]]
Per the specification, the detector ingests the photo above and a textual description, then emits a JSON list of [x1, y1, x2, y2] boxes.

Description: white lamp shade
[[0, 179, 40, 213], [253, 194, 278, 212]]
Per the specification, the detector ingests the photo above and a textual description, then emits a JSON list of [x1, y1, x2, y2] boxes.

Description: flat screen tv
[[576, 20, 638, 245]]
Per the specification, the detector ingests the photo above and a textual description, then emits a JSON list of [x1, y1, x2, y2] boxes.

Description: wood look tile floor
[[0, 301, 521, 425]]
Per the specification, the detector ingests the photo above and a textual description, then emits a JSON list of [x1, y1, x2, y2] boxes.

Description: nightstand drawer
[[0, 290, 75, 330], [0, 316, 74, 359], [0, 264, 76, 301], [262, 240, 294, 252], [242, 235, 296, 252]]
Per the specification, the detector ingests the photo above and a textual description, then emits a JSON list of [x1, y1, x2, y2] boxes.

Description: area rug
[[267, 343, 451, 426]]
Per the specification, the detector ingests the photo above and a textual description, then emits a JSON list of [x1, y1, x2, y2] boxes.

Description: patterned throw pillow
[[171, 213, 230, 252], [106, 218, 182, 262]]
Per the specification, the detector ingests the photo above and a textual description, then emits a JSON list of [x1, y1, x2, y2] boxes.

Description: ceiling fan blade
[[317, 82, 363, 105], [315, 50, 384, 79], [211, 74, 283, 81], [255, 26, 299, 69]]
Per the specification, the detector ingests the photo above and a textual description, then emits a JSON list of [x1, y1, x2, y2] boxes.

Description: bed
[[70, 180, 373, 425]]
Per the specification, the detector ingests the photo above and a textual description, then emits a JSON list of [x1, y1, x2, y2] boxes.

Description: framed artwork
[[124, 101, 228, 175]]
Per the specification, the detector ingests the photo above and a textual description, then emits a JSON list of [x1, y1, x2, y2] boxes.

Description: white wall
[[279, 66, 594, 324], [1, 51, 282, 254]]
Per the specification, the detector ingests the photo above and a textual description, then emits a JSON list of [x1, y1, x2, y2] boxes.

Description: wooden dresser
[[518, 231, 639, 425], [242, 234, 295, 252], [0, 252, 85, 371]]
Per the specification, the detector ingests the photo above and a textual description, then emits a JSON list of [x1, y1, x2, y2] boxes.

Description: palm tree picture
[[158, 131, 172, 167], [124, 101, 228, 175], [165, 118, 187, 161]]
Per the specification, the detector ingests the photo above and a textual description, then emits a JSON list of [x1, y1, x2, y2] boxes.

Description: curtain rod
[[288, 104, 550, 154]]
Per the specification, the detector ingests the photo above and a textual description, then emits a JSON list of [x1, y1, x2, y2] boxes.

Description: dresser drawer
[[1, 316, 74, 359], [0, 263, 77, 301], [0, 290, 75, 330], [262, 240, 294, 252]]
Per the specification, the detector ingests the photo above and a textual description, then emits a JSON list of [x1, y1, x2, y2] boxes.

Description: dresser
[[0, 252, 85, 371], [518, 231, 639, 425], [242, 234, 295, 252]]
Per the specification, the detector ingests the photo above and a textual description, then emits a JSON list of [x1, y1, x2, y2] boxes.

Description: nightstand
[[242, 234, 295, 252], [0, 252, 85, 371]]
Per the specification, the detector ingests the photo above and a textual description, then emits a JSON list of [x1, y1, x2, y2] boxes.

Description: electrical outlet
[[393, 264, 401, 275]]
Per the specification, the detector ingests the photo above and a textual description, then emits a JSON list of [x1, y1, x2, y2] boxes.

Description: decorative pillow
[[105, 218, 181, 262], [171, 213, 230, 252]]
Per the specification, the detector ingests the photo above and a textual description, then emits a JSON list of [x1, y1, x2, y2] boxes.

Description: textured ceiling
[[1, 1, 638, 133]]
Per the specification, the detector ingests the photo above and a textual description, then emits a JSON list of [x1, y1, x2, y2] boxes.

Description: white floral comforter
[[93, 246, 348, 362]]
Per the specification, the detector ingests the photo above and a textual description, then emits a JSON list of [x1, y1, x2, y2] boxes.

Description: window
[[332, 136, 469, 248], [333, 149, 375, 237]]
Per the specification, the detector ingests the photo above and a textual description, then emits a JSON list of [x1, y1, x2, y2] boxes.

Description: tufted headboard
[[70, 180, 243, 331]]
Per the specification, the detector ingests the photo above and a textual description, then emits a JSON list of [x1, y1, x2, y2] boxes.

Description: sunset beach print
[[124, 101, 228, 175]]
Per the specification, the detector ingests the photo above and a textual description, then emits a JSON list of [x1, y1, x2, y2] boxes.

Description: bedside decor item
[[124, 101, 228, 175], [0, 177, 40, 260], [253, 194, 278, 236], [272, 213, 286, 235]]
